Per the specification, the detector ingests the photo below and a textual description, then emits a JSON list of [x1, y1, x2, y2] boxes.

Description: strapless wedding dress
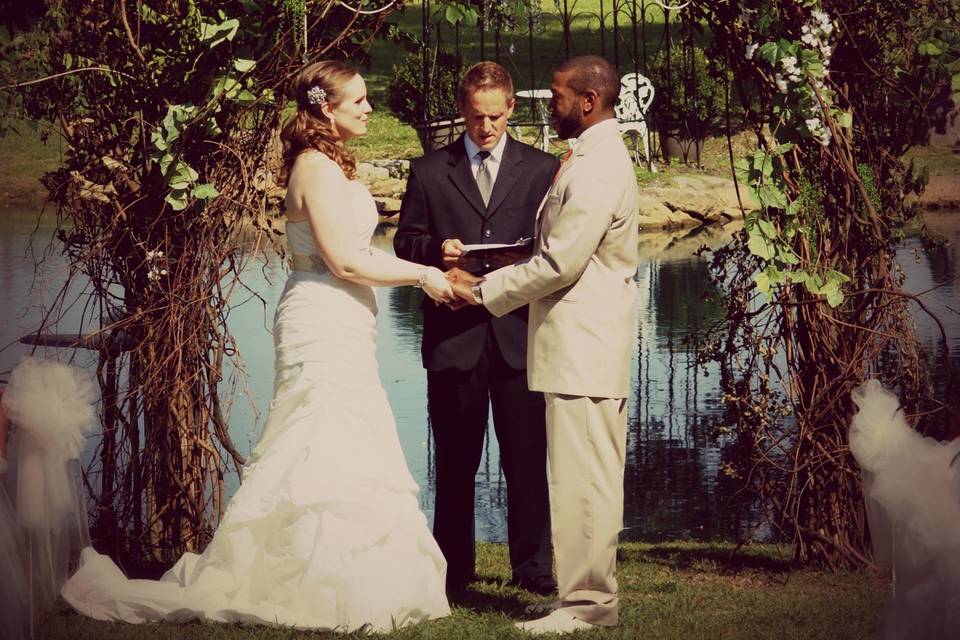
[[61, 179, 450, 631]]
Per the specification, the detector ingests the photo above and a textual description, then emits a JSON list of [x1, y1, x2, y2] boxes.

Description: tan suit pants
[[544, 393, 627, 626]]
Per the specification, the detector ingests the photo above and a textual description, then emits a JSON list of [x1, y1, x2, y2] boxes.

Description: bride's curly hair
[[279, 61, 358, 184]]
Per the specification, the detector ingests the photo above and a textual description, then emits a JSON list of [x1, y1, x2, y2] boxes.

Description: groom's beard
[[553, 102, 584, 140]]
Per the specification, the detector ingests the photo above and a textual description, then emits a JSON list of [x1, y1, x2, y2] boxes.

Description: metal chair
[[615, 73, 656, 172]]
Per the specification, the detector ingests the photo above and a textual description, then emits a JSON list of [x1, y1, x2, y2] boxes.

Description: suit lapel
[[483, 136, 523, 219], [447, 136, 487, 219]]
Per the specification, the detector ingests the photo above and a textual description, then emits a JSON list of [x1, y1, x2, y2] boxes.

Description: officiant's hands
[[444, 267, 483, 310], [441, 239, 479, 271]]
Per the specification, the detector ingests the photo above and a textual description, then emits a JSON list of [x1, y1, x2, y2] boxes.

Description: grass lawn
[[35, 541, 889, 640], [0, 120, 65, 207], [903, 143, 960, 177]]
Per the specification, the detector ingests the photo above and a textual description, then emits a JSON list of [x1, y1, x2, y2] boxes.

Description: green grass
[[36, 541, 888, 640], [0, 120, 65, 206], [903, 143, 960, 177]]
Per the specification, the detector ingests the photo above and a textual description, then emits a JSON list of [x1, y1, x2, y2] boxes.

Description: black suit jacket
[[395, 135, 560, 372]]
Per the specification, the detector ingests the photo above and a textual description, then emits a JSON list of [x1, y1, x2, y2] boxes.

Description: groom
[[394, 61, 559, 596], [451, 55, 639, 633]]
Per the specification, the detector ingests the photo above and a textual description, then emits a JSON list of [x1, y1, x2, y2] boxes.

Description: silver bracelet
[[413, 268, 428, 289]]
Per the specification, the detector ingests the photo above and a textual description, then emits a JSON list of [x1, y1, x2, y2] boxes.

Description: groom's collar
[[571, 117, 619, 148]]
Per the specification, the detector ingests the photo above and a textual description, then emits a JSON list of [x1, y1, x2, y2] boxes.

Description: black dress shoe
[[446, 573, 476, 598], [509, 574, 558, 595]]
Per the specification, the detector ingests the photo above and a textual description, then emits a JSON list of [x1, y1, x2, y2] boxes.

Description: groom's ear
[[581, 89, 600, 115]]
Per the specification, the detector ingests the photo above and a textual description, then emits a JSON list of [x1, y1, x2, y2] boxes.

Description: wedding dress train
[[61, 178, 450, 631]]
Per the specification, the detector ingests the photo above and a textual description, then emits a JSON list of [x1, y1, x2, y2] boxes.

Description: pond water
[[1, 209, 957, 543]]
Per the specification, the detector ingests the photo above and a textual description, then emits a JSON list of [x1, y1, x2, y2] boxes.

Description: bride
[[61, 61, 454, 631]]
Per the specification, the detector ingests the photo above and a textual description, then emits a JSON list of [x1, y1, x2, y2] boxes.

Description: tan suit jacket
[[481, 118, 639, 399]]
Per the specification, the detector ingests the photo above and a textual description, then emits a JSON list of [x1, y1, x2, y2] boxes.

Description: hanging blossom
[[798, 8, 837, 146], [145, 248, 168, 283], [741, 3, 839, 146]]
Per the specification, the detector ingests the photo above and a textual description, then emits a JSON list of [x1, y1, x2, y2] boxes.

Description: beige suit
[[481, 118, 638, 625]]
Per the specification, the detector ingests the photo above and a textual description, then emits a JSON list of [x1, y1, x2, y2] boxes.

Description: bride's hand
[[420, 267, 454, 304]]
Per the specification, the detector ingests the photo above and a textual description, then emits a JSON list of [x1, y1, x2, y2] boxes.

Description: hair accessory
[[306, 86, 327, 107]]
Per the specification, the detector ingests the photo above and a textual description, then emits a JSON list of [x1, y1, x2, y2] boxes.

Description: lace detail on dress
[[290, 253, 329, 274]]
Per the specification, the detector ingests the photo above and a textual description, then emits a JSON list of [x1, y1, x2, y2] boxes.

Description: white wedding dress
[[61, 178, 450, 631]]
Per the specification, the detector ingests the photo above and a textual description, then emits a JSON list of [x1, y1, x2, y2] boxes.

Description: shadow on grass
[[619, 542, 793, 575], [446, 576, 537, 618]]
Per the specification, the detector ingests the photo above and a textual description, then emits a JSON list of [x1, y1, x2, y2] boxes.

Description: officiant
[[394, 61, 560, 597]]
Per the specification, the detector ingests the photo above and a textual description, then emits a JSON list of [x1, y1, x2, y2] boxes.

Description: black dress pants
[[427, 333, 552, 590]]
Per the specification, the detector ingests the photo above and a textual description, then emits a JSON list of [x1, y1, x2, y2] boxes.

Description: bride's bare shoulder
[[285, 152, 348, 218], [292, 150, 340, 173]]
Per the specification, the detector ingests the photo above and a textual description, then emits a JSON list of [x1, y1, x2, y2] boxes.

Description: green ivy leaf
[[754, 271, 771, 294], [789, 270, 810, 285], [234, 89, 257, 105], [919, 39, 944, 56], [767, 265, 787, 285], [825, 269, 851, 284], [165, 189, 190, 210], [233, 58, 256, 72], [205, 118, 222, 136], [733, 158, 752, 184], [168, 161, 198, 189], [779, 249, 800, 265], [775, 143, 794, 155], [757, 218, 777, 238], [837, 111, 853, 128], [823, 281, 844, 307], [212, 75, 242, 99], [759, 42, 779, 65], [200, 18, 240, 47], [191, 183, 219, 200], [758, 183, 788, 209], [748, 229, 775, 260], [753, 152, 774, 177]]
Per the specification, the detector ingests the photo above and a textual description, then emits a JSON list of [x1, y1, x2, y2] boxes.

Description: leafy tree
[[688, 0, 959, 569]]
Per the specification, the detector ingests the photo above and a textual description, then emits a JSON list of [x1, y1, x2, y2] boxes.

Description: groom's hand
[[444, 268, 482, 310], [444, 267, 481, 285], [450, 281, 481, 308]]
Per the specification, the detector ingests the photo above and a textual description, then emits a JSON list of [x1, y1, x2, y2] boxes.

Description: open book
[[460, 237, 533, 256]]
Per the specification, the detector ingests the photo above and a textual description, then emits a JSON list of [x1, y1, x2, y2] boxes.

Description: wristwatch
[[471, 284, 483, 305]]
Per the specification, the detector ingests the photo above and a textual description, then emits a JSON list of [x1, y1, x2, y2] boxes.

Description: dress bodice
[[286, 178, 379, 274]]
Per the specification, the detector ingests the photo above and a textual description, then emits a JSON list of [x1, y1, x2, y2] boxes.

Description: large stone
[[638, 174, 759, 230], [637, 195, 693, 229], [374, 196, 403, 215], [369, 158, 411, 179], [368, 177, 407, 198], [637, 220, 744, 260], [356, 162, 390, 183]]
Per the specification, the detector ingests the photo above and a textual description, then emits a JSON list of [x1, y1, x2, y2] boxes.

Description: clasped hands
[[416, 266, 482, 309]]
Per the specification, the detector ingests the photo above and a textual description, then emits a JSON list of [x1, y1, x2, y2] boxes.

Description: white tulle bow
[[1, 356, 97, 460], [1, 356, 97, 529]]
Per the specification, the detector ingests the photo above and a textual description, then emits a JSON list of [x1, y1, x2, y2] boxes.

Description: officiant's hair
[[458, 61, 514, 105], [280, 60, 359, 185], [556, 55, 619, 110]]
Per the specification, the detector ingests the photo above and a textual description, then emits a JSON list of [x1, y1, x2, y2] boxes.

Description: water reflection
[[2, 210, 957, 544]]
